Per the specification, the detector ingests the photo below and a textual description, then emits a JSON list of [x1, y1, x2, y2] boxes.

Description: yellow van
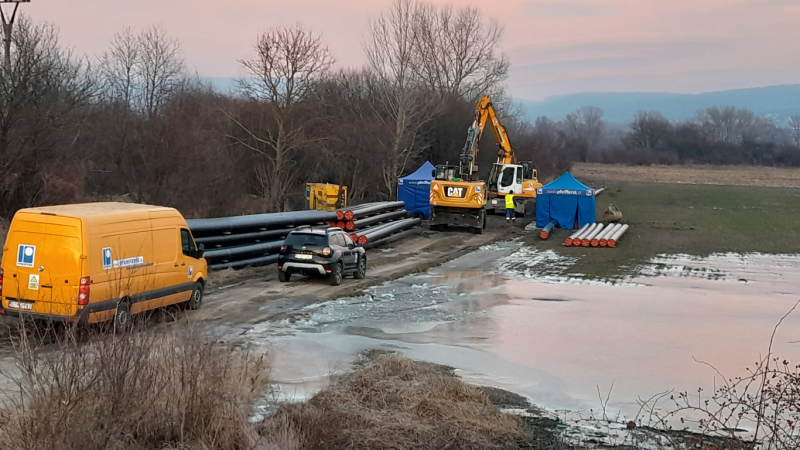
[[0, 202, 207, 329]]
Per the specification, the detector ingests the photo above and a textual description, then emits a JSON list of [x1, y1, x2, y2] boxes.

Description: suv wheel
[[278, 270, 291, 282], [329, 262, 343, 286], [354, 255, 367, 279]]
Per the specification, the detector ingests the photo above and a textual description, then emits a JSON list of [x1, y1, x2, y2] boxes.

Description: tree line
[[1, 0, 797, 219], [1, 0, 544, 218], [530, 105, 800, 168]]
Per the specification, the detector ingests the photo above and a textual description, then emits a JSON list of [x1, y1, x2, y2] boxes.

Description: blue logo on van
[[17, 244, 35, 268], [102, 247, 112, 270]]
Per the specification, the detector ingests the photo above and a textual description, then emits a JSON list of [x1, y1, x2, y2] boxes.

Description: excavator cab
[[487, 163, 523, 194], [519, 161, 537, 181], [434, 164, 460, 181]]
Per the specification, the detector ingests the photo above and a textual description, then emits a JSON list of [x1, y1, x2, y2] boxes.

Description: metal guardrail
[[189, 202, 422, 271]]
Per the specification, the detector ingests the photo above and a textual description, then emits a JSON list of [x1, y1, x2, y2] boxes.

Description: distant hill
[[518, 84, 800, 125]]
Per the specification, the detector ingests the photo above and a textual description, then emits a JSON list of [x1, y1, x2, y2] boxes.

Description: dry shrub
[[260, 353, 529, 449], [0, 323, 269, 450]]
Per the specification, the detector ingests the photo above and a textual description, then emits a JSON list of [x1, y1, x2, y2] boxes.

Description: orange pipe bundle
[[591, 223, 614, 247], [598, 224, 621, 247], [564, 224, 588, 246], [581, 223, 603, 247], [569, 223, 595, 247], [608, 224, 629, 248]]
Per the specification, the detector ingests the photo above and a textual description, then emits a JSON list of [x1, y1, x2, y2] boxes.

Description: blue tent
[[535, 171, 596, 229], [398, 162, 435, 219]]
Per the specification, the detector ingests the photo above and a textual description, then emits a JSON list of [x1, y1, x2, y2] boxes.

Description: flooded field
[[231, 241, 800, 425]]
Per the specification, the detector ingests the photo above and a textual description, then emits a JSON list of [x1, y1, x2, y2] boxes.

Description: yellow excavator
[[429, 95, 541, 232], [429, 104, 488, 233], [476, 95, 543, 216]]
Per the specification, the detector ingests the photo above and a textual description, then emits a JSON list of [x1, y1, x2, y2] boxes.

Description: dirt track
[[573, 162, 800, 187], [194, 216, 524, 326]]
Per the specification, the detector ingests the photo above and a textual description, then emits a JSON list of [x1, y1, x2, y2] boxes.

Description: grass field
[[527, 181, 800, 278]]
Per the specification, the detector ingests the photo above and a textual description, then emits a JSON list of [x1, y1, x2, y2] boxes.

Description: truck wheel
[[524, 200, 536, 218], [329, 262, 343, 286], [114, 301, 132, 333], [354, 255, 367, 279], [278, 270, 291, 282], [188, 282, 204, 310], [474, 210, 485, 234]]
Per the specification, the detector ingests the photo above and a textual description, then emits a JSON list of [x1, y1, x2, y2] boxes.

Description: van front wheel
[[188, 282, 204, 310], [114, 301, 132, 333]]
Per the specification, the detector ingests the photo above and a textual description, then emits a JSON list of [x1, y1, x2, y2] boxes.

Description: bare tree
[[230, 25, 333, 211], [99, 28, 139, 107], [365, 1, 446, 197], [563, 106, 605, 161], [627, 110, 672, 150], [0, 16, 95, 214], [313, 69, 387, 202], [413, 2, 509, 100], [696, 106, 773, 144], [99, 25, 185, 116], [139, 26, 184, 117]]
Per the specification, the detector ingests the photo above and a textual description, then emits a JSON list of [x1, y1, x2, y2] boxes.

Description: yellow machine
[[305, 183, 347, 211], [429, 103, 489, 233], [469, 95, 542, 216], [0, 203, 207, 328]]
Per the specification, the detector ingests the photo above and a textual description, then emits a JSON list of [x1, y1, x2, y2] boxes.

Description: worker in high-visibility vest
[[505, 192, 515, 223]]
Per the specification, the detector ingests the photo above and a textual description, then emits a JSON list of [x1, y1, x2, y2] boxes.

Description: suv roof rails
[[293, 225, 312, 231], [326, 227, 343, 232]]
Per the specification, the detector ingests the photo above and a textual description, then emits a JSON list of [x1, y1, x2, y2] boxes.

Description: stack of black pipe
[[188, 210, 338, 271], [189, 201, 424, 271], [338, 201, 422, 249]]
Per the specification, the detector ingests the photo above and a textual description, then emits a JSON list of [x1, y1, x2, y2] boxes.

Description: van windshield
[[284, 233, 327, 248]]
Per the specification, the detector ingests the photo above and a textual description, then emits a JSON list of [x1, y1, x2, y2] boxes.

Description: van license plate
[[295, 254, 312, 260], [9, 301, 33, 310]]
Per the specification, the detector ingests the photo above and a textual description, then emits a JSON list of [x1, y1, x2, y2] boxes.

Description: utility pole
[[1, 0, 29, 74]]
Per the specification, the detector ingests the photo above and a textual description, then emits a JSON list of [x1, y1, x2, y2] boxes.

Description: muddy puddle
[[233, 241, 800, 429]]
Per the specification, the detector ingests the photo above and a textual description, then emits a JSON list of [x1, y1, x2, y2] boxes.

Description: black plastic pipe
[[208, 254, 279, 271], [352, 210, 408, 229], [364, 227, 422, 250], [187, 209, 338, 234], [351, 201, 405, 219], [195, 228, 291, 247], [203, 240, 283, 261], [357, 218, 422, 242]]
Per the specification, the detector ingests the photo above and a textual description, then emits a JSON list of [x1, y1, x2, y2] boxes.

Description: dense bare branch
[[238, 25, 333, 110]]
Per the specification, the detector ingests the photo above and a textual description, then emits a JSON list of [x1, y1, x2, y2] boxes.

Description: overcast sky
[[18, 0, 800, 100]]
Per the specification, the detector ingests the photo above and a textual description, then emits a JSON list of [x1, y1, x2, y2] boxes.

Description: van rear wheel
[[114, 301, 132, 333], [188, 282, 204, 310]]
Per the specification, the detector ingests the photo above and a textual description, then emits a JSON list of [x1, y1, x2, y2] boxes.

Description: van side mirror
[[195, 244, 204, 259], [431, 169, 436, 177]]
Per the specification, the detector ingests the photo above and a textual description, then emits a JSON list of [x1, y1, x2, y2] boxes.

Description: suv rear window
[[284, 233, 328, 248]]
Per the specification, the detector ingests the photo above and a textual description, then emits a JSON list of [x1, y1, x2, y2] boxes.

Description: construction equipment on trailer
[[462, 95, 542, 216], [305, 183, 347, 212]]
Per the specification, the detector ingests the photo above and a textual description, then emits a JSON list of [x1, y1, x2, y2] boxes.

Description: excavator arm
[[458, 96, 517, 181], [480, 96, 516, 165]]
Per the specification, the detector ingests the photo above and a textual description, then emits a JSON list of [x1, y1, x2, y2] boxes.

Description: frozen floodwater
[[245, 244, 800, 425]]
